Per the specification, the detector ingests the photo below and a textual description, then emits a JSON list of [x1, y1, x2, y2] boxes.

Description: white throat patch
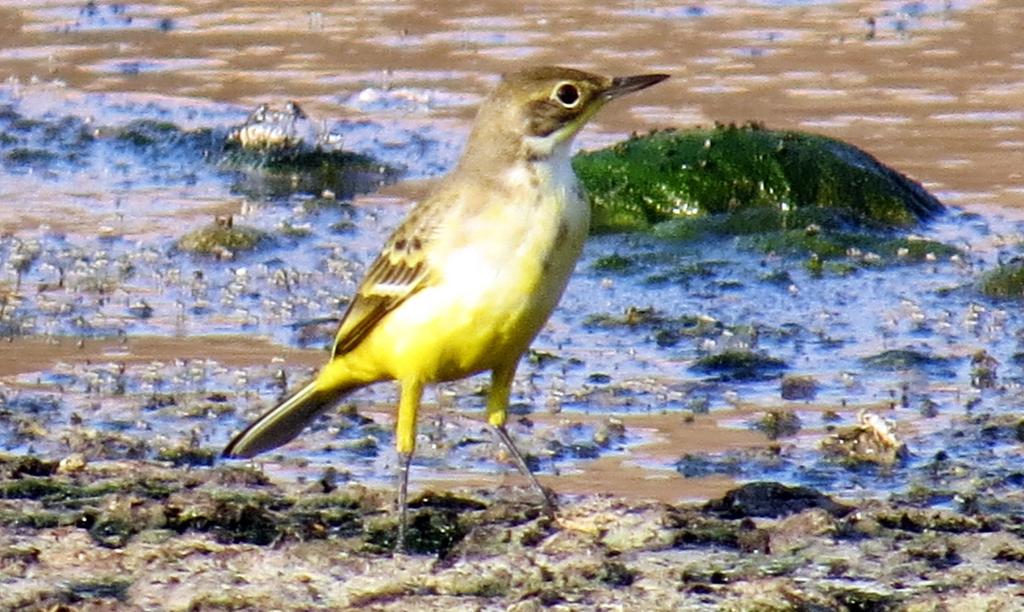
[[521, 123, 578, 160]]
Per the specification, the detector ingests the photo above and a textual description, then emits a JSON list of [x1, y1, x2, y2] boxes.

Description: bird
[[223, 65, 669, 548]]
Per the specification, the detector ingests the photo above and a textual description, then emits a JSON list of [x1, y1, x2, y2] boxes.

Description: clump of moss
[[329, 219, 357, 234], [289, 494, 363, 540], [0, 476, 80, 501], [222, 146, 394, 200], [645, 260, 721, 285], [742, 229, 958, 264], [828, 587, 901, 611], [0, 453, 59, 478], [89, 513, 141, 548], [704, 481, 850, 519], [166, 491, 285, 545], [754, 409, 803, 440], [781, 375, 819, 400], [276, 221, 312, 238], [871, 506, 996, 533], [994, 545, 1024, 563], [821, 413, 908, 468], [526, 349, 563, 367], [691, 350, 788, 381], [365, 492, 483, 557], [970, 350, 999, 389], [675, 454, 746, 478], [59, 577, 132, 604], [155, 445, 216, 467], [574, 124, 944, 234], [177, 217, 271, 258], [861, 349, 955, 374], [584, 307, 722, 341], [222, 145, 376, 172], [8, 116, 44, 131], [60, 428, 150, 461], [592, 253, 635, 273], [5, 147, 57, 164], [601, 560, 638, 587], [979, 262, 1024, 299], [585, 305, 667, 328], [114, 119, 179, 147]]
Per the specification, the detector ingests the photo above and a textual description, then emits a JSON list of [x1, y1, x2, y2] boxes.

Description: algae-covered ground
[[574, 124, 960, 275], [2, 456, 1023, 610], [2, 86, 1024, 610], [575, 124, 945, 234]]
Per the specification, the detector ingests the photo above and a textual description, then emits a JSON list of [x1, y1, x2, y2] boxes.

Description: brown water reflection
[[2, 1, 1015, 202], [2, 0, 1024, 501], [2, 0, 1023, 233], [3, 0, 1023, 209]]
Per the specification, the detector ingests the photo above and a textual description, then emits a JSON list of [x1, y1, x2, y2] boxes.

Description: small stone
[[821, 411, 908, 466], [780, 375, 819, 400], [57, 453, 87, 474], [755, 409, 802, 440]]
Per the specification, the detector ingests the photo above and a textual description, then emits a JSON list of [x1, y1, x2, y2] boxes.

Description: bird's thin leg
[[396, 450, 413, 552], [492, 422, 556, 516], [394, 379, 423, 552], [486, 362, 556, 516]]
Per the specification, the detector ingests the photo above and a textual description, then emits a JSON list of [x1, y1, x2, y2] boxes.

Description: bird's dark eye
[[553, 82, 580, 108]]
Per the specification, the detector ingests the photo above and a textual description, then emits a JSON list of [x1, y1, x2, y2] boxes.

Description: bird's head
[[465, 66, 669, 164]]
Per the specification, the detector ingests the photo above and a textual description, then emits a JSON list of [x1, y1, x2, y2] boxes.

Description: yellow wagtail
[[223, 66, 668, 545]]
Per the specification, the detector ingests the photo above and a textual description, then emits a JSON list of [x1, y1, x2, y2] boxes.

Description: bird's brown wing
[[331, 202, 440, 357]]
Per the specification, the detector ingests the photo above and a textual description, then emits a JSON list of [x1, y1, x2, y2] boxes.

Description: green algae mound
[[574, 124, 945, 235], [979, 262, 1024, 299], [690, 349, 788, 382], [177, 219, 271, 259]]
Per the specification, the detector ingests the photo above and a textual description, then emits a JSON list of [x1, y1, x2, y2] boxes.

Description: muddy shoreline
[[2, 0, 1024, 609], [2, 455, 1023, 610]]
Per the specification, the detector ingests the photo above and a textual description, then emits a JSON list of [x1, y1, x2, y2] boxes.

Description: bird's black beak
[[603, 73, 670, 99]]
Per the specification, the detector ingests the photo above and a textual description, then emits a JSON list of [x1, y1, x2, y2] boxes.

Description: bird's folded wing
[[331, 203, 439, 357]]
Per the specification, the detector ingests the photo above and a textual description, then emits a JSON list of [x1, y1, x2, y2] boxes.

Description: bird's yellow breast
[[347, 151, 589, 384]]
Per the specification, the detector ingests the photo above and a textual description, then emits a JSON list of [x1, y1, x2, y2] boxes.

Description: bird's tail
[[222, 378, 359, 459]]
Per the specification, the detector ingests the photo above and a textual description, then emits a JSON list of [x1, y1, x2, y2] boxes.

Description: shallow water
[[1, 0, 1024, 504]]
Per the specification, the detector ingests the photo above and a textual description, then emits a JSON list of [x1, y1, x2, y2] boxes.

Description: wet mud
[[2, 456, 1023, 609], [2, 0, 1024, 609]]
